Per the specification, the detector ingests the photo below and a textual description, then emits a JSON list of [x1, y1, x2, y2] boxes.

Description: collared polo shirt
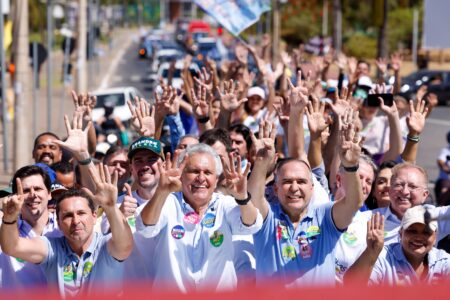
[[0, 213, 61, 289], [40, 232, 124, 297], [254, 202, 342, 287], [369, 243, 450, 285], [335, 204, 450, 282], [135, 191, 263, 292]]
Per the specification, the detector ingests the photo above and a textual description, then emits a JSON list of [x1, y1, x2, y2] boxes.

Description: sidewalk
[[0, 27, 138, 185]]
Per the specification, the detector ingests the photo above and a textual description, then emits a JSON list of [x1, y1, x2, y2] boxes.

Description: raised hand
[[390, 52, 403, 72], [406, 99, 428, 135], [306, 95, 328, 136], [375, 57, 388, 75], [366, 212, 385, 256], [157, 152, 186, 193], [194, 67, 214, 93], [83, 164, 118, 209], [280, 51, 292, 67], [221, 152, 251, 200], [378, 96, 399, 119], [1, 178, 24, 223], [250, 120, 277, 164], [119, 183, 138, 218], [286, 71, 309, 113], [329, 86, 351, 117], [217, 79, 247, 112], [191, 85, 210, 119], [127, 97, 155, 137], [54, 112, 91, 158], [235, 43, 249, 66], [71, 91, 96, 122], [154, 85, 179, 116], [338, 109, 361, 167], [273, 96, 290, 126]]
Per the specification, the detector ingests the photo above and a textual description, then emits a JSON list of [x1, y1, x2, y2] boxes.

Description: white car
[[157, 60, 200, 90], [91, 86, 144, 123]]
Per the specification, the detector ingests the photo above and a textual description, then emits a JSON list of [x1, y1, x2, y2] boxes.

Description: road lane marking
[[426, 118, 450, 127]]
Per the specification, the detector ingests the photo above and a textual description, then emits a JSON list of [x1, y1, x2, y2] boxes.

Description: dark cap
[[128, 137, 164, 160]]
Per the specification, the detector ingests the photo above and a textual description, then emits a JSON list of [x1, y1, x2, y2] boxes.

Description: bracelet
[[78, 157, 92, 165], [197, 116, 210, 124], [2, 219, 17, 225], [407, 135, 420, 143], [343, 164, 359, 173], [235, 192, 252, 205]]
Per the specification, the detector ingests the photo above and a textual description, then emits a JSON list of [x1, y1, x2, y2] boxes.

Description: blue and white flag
[[194, 0, 271, 36]]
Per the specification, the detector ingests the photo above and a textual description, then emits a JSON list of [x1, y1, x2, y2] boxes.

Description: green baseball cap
[[128, 137, 164, 160]]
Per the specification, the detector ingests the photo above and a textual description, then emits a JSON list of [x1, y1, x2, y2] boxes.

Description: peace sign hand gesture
[[2, 178, 24, 223]]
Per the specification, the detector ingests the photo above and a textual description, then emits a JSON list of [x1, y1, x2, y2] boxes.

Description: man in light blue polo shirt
[[136, 143, 262, 292], [248, 120, 364, 286], [345, 206, 450, 285], [0, 160, 133, 297]]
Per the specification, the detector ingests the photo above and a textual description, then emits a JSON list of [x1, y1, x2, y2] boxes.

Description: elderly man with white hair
[[135, 143, 263, 292]]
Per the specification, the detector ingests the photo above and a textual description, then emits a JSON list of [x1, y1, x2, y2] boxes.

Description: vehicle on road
[[91, 86, 144, 124], [154, 60, 200, 91], [400, 70, 450, 105]]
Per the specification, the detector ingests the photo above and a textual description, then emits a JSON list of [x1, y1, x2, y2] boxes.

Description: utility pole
[[1, 0, 10, 172], [76, 0, 88, 92], [376, 0, 388, 60], [332, 0, 342, 53], [12, 0, 32, 170], [272, 0, 280, 63], [46, 0, 53, 131]]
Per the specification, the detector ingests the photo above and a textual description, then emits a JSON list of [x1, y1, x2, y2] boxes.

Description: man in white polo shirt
[[135, 143, 263, 292]]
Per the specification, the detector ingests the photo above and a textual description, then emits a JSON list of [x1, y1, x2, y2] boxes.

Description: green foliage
[[387, 7, 414, 51], [343, 32, 377, 59], [280, 5, 321, 46]]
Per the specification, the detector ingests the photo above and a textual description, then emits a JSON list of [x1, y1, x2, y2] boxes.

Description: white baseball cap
[[247, 86, 266, 100], [401, 206, 437, 231]]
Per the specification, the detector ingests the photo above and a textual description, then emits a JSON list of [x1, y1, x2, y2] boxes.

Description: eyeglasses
[[392, 181, 426, 192]]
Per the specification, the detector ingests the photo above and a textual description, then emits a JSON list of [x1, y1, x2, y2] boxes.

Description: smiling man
[[136, 143, 262, 292], [0, 165, 61, 289], [0, 165, 133, 297], [32, 132, 63, 165]]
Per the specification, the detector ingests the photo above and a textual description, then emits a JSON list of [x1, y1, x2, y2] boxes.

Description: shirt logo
[[343, 231, 358, 246], [127, 216, 136, 227], [171, 225, 185, 239], [210, 230, 224, 247]]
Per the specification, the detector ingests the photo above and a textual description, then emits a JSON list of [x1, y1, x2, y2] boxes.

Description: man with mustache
[[32, 132, 63, 165]]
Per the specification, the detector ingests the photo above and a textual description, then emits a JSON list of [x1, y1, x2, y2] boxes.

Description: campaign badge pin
[[297, 231, 308, 245], [210, 230, 224, 247], [202, 213, 216, 228], [63, 264, 75, 282], [282, 245, 296, 259], [184, 212, 200, 224], [127, 216, 136, 227], [306, 225, 320, 238], [343, 231, 357, 246], [299, 244, 312, 259], [83, 261, 93, 277], [171, 225, 185, 239]]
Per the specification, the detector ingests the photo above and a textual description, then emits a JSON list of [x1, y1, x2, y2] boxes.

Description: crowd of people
[[1, 36, 450, 297]]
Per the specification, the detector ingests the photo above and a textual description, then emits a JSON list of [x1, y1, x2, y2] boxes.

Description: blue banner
[[194, 0, 271, 36]]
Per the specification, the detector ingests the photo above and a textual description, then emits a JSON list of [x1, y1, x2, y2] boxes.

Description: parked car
[[91, 87, 144, 124], [400, 70, 450, 105], [149, 49, 184, 74]]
